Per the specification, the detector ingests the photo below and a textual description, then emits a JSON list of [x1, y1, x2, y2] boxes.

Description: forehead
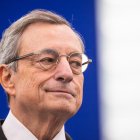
[[19, 22, 83, 55]]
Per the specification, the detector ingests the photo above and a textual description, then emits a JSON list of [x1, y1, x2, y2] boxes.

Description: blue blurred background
[[0, 0, 100, 140]]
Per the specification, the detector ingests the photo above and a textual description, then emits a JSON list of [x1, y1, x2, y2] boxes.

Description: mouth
[[44, 89, 75, 98]]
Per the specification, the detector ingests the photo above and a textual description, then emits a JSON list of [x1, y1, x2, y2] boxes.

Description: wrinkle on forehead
[[18, 22, 84, 55]]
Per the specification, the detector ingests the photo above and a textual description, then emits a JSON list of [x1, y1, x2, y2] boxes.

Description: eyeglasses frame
[[6, 48, 92, 74]]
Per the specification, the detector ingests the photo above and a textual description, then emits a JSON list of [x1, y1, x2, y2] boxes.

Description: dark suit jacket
[[0, 120, 72, 140], [0, 121, 7, 140]]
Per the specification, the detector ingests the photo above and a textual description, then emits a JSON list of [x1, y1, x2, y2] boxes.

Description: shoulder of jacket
[[65, 132, 72, 140]]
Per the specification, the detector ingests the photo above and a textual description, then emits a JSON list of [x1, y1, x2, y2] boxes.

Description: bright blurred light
[[97, 0, 140, 140]]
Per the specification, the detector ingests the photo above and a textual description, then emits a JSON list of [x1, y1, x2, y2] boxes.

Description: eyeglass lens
[[34, 49, 89, 74]]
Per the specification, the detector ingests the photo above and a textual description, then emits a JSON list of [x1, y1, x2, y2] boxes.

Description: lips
[[43, 87, 76, 97]]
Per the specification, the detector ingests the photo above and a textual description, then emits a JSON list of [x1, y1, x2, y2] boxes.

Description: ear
[[0, 64, 16, 96]]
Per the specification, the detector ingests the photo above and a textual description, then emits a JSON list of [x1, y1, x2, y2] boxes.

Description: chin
[[48, 101, 80, 118], [59, 102, 81, 116]]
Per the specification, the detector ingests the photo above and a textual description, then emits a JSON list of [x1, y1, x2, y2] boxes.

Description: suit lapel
[[65, 132, 72, 140], [0, 121, 7, 140]]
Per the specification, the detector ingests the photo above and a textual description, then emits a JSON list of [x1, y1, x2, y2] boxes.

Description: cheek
[[14, 69, 42, 101], [75, 75, 84, 107], [17, 73, 37, 90]]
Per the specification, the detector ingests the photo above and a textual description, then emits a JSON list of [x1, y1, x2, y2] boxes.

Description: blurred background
[[1, 0, 140, 140], [97, 0, 140, 140]]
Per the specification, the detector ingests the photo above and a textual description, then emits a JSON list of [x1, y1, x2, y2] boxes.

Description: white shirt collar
[[2, 111, 66, 140]]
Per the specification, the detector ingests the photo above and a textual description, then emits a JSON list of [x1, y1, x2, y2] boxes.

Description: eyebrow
[[42, 49, 58, 56], [6, 48, 82, 64]]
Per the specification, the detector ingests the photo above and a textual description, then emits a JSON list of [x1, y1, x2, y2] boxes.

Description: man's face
[[12, 23, 84, 118]]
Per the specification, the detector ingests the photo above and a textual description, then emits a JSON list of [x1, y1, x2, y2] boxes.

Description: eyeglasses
[[6, 48, 92, 75]]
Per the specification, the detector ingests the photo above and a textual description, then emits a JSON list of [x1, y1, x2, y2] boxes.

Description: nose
[[54, 58, 73, 83]]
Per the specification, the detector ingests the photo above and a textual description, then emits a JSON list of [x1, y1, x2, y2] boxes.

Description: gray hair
[[0, 9, 84, 71]]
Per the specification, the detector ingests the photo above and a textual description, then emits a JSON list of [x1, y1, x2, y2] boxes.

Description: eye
[[39, 57, 56, 65], [69, 60, 82, 69]]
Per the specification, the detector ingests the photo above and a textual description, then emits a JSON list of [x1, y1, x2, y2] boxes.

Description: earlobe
[[0, 64, 15, 96]]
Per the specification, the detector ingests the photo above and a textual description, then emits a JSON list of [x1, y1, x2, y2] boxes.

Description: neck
[[30, 116, 64, 140], [11, 109, 66, 140]]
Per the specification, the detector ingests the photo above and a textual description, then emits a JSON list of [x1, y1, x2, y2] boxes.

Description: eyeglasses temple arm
[[82, 59, 92, 65]]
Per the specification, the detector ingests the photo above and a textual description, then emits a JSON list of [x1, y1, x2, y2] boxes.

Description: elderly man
[[0, 9, 92, 140]]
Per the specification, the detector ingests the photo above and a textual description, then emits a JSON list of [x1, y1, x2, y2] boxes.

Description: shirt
[[2, 111, 66, 140]]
